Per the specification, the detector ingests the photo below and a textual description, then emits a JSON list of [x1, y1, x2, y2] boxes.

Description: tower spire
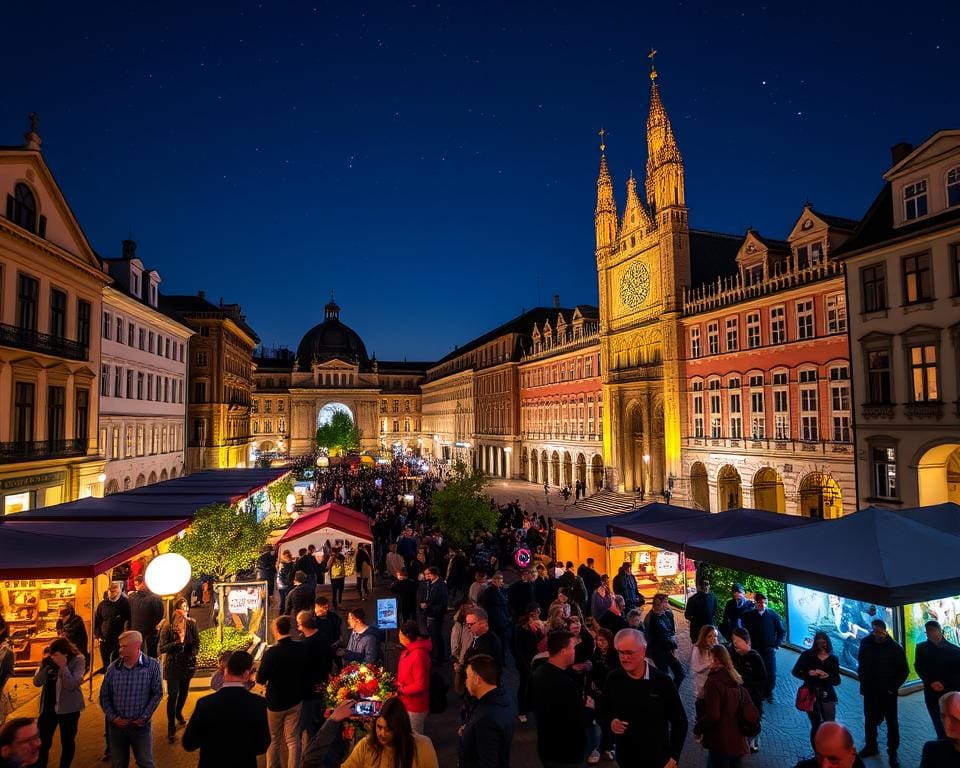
[[644, 53, 685, 216], [595, 128, 617, 253]]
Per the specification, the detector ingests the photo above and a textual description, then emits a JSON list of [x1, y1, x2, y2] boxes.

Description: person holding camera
[[157, 597, 199, 744], [32, 638, 85, 768]]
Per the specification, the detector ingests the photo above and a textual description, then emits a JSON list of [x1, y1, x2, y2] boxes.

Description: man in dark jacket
[[529, 630, 590, 768], [794, 722, 864, 768], [507, 569, 536, 622], [390, 567, 419, 623], [462, 608, 503, 669], [478, 572, 511, 660], [857, 619, 910, 767], [314, 596, 343, 671], [293, 548, 317, 590], [720, 583, 754, 643], [94, 581, 131, 671], [612, 564, 641, 612], [577, 559, 603, 613], [683, 578, 717, 642], [127, 575, 164, 658], [296, 611, 333, 739], [602, 628, 687, 768], [916, 620, 960, 739], [921, 690, 960, 767], [558, 562, 589, 613], [419, 567, 449, 662], [460, 654, 516, 768], [284, 571, 315, 618], [741, 592, 785, 702], [256, 615, 308, 768], [183, 651, 269, 768], [342, 607, 381, 665]]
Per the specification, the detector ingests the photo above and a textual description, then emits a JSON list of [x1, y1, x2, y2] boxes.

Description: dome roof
[[296, 300, 369, 369]]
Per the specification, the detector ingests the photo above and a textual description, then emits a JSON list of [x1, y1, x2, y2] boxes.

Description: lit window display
[[904, 596, 960, 681], [619, 546, 695, 604]]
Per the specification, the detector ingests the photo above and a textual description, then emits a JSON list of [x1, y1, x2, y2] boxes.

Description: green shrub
[[196, 626, 255, 668], [700, 563, 786, 625]]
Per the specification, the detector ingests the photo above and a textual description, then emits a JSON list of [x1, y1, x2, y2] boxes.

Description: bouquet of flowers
[[325, 663, 397, 743]]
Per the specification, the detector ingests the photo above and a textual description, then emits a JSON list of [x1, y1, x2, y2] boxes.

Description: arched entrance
[[624, 401, 644, 493], [717, 465, 742, 511], [135, 473, 146, 488], [520, 448, 528, 481], [576, 453, 587, 485], [551, 451, 561, 487], [105, 479, 120, 495], [591, 455, 604, 490], [148, 471, 157, 485], [798, 472, 843, 518], [317, 402, 354, 428], [541, 452, 550, 485], [562, 452, 573, 487], [691, 462, 710, 511], [917, 443, 960, 505], [160, 469, 168, 482], [753, 467, 785, 513], [530, 449, 539, 483], [259, 440, 276, 453]]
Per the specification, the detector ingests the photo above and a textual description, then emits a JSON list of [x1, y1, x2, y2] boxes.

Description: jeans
[[267, 704, 302, 768], [356, 576, 370, 598], [108, 722, 154, 768], [299, 697, 326, 740], [408, 710, 427, 734], [707, 754, 742, 768], [37, 711, 81, 768], [757, 647, 777, 697], [649, 649, 685, 687], [925, 689, 948, 740], [331, 578, 345, 609], [427, 618, 445, 662], [806, 699, 837, 750], [166, 674, 193, 733], [863, 690, 900, 753]]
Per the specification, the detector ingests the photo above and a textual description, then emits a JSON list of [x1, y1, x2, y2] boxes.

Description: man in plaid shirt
[[99, 630, 163, 768]]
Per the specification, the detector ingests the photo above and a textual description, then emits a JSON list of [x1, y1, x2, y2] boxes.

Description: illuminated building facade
[[161, 292, 259, 472], [100, 240, 192, 493], [518, 306, 605, 489], [838, 131, 960, 509], [0, 119, 107, 513], [677, 208, 857, 517]]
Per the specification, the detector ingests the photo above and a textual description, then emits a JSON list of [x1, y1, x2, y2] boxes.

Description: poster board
[[377, 598, 398, 630], [213, 580, 269, 651]]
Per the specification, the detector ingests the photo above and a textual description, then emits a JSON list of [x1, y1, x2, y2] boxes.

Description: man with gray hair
[[600, 629, 686, 768], [920, 691, 960, 767], [98, 630, 163, 768], [794, 722, 863, 768]]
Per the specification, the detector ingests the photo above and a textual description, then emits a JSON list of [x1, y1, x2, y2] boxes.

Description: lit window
[[902, 252, 933, 303], [746, 312, 761, 348], [826, 294, 846, 334], [908, 344, 938, 402], [796, 299, 815, 340], [872, 445, 897, 499], [689, 327, 702, 358], [707, 323, 719, 355], [770, 306, 786, 345], [725, 317, 738, 351]]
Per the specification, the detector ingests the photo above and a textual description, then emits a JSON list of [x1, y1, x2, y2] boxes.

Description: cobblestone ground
[[6, 481, 935, 768]]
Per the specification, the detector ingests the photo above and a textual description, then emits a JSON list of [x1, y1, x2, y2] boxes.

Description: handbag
[[736, 685, 762, 737], [795, 685, 817, 713]]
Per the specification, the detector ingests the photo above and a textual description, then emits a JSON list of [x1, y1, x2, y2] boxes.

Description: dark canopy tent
[[0, 518, 191, 578], [895, 501, 960, 535], [557, 503, 707, 545], [685, 506, 960, 606], [609, 506, 820, 552]]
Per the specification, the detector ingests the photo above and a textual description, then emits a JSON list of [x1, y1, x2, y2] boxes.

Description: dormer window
[[149, 282, 158, 307], [947, 167, 960, 208], [131, 270, 141, 297], [903, 180, 928, 220], [7, 183, 37, 232]]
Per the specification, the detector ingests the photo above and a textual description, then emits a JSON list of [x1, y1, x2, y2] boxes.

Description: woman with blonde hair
[[694, 644, 750, 766], [690, 624, 719, 702]]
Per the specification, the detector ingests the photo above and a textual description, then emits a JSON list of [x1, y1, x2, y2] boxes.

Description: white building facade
[[99, 241, 193, 493]]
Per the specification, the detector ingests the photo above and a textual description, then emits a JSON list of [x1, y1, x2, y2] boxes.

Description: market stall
[[276, 502, 374, 578]]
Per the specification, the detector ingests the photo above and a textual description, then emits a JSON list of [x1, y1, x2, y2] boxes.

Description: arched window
[[9, 183, 37, 231], [948, 167, 960, 208]]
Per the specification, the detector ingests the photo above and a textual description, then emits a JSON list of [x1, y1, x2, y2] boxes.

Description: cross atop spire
[[598, 127, 607, 154], [648, 48, 658, 81]]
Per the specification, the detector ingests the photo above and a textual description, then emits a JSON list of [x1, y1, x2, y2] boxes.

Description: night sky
[[5, 2, 957, 361]]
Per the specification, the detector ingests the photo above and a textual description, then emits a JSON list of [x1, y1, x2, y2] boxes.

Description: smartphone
[[352, 699, 383, 717]]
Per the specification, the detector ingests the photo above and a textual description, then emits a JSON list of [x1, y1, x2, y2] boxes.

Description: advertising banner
[[904, 595, 960, 681]]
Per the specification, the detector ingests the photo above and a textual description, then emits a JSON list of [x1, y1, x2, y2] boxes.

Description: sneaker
[[858, 747, 880, 759], [587, 751, 600, 765], [601, 751, 615, 761], [518, 714, 528, 724]]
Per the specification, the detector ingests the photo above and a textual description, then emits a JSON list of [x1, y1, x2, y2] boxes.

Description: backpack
[[736, 685, 761, 737], [428, 668, 448, 714]]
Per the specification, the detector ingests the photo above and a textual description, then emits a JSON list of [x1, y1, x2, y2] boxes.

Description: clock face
[[619, 262, 651, 309]]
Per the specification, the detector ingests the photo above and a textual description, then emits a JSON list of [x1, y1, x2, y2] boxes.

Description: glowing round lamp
[[285, 492, 296, 514], [316, 456, 329, 468], [144, 553, 192, 597]]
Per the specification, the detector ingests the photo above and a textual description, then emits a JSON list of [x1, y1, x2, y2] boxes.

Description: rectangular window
[[47, 385, 66, 443], [16, 274, 39, 332], [127, 322, 135, 346], [825, 294, 846, 334], [902, 252, 933, 303], [867, 349, 892, 403], [729, 392, 742, 439], [125, 369, 133, 398], [102, 311, 112, 339], [707, 322, 719, 355], [873, 446, 897, 498], [774, 388, 789, 439], [77, 299, 91, 349], [909, 344, 938, 401], [796, 245, 809, 270], [904, 179, 928, 220], [746, 312, 761, 348], [800, 387, 818, 442], [770, 306, 786, 344], [709, 385, 722, 438], [750, 391, 765, 439], [139, 328, 145, 350], [195, 382, 207, 403], [692, 391, 704, 439], [114, 367, 122, 397], [50, 288, 67, 339], [136, 426, 145, 456], [147, 373, 153, 401], [111, 427, 120, 459], [137, 372, 144, 400], [116, 317, 123, 344], [797, 299, 815, 340], [689, 327, 701, 358], [830, 369, 851, 443], [749, 374, 764, 387], [861, 264, 887, 312], [148, 331, 154, 353], [725, 317, 739, 351], [101, 364, 110, 396], [952, 244, 960, 297], [13, 381, 35, 443]]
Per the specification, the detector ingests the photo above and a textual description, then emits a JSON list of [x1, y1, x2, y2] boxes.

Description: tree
[[169, 502, 274, 583], [316, 410, 359, 455], [430, 459, 498, 547], [266, 476, 295, 516]]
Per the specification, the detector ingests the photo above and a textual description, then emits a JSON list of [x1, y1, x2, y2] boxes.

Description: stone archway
[[520, 447, 528, 481], [551, 451, 561, 487], [624, 400, 644, 493], [691, 462, 710, 511], [591, 455, 604, 491], [562, 452, 573, 487], [917, 443, 960, 505], [530, 449, 539, 483], [798, 473, 843, 518], [170, 466, 178, 479], [160, 469, 168, 482], [541, 452, 550, 485], [317, 402, 354, 428], [105, 479, 120, 495], [753, 467, 786, 514], [717, 465, 742, 511], [148, 471, 157, 485], [135, 473, 146, 488], [576, 453, 587, 485]]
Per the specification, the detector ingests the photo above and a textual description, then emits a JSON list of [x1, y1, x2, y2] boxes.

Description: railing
[[0, 322, 88, 361], [521, 333, 600, 362], [520, 431, 601, 441], [0, 439, 88, 463], [683, 436, 853, 455], [904, 402, 944, 420]]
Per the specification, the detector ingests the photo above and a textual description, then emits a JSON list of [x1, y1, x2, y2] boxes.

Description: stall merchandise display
[[1, 579, 89, 670]]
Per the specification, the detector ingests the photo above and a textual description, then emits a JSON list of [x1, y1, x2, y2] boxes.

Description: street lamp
[[145, 552, 192, 622]]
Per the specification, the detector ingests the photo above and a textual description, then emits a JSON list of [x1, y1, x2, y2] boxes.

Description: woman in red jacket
[[397, 620, 432, 734]]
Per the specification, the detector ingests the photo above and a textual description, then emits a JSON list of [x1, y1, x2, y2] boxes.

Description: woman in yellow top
[[329, 549, 347, 609], [341, 697, 439, 768]]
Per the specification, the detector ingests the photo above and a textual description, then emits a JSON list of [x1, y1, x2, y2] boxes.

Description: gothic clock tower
[[595, 53, 689, 493]]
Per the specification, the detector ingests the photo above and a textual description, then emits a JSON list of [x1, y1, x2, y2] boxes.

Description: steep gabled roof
[[689, 229, 742, 285]]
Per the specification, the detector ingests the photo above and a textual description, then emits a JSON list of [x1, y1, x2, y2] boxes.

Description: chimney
[[890, 142, 913, 166], [553, 293, 560, 309], [122, 239, 137, 259]]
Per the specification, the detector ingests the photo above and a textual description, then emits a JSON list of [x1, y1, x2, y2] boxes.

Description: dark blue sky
[[5, 2, 957, 361]]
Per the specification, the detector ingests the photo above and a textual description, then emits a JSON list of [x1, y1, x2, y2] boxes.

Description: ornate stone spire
[[594, 128, 618, 252], [644, 51, 685, 216], [622, 170, 653, 235], [23, 113, 41, 151]]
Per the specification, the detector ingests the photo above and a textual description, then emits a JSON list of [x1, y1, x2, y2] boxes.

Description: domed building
[[251, 298, 428, 457]]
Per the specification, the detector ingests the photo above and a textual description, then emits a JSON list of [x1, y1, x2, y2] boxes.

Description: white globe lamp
[[145, 553, 192, 597]]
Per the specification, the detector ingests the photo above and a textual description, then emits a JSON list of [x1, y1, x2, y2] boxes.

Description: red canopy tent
[[277, 502, 373, 553]]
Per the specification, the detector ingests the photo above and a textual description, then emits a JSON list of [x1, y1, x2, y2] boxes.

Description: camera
[[352, 700, 383, 717]]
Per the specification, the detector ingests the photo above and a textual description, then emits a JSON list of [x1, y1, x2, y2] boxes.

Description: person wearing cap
[[684, 578, 717, 644], [720, 584, 754, 644]]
